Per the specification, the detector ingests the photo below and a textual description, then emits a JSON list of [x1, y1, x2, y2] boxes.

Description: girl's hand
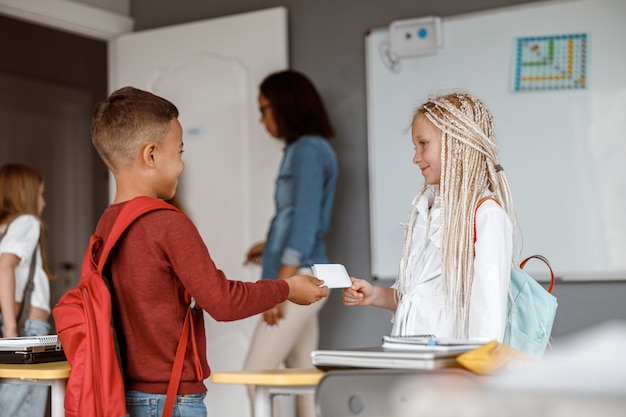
[[342, 277, 374, 306], [2, 326, 18, 338], [262, 302, 284, 327]]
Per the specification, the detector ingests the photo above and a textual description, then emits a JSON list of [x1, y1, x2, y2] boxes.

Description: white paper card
[[311, 264, 352, 288]]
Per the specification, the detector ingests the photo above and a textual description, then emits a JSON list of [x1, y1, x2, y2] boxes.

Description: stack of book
[[311, 335, 487, 371]]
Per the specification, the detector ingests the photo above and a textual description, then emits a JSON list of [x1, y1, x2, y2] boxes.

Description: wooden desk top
[[0, 360, 71, 380], [211, 367, 324, 386]]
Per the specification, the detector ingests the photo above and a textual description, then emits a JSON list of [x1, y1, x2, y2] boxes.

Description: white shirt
[[0, 215, 51, 313], [391, 188, 512, 341]]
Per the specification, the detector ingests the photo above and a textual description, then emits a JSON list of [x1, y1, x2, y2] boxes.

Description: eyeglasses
[[259, 103, 272, 115]]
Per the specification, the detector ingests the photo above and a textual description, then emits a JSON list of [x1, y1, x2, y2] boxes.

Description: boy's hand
[[285, 275, 329, 305]]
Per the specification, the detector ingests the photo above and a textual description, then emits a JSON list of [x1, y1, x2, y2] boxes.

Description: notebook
[[0, 335, 66, 364], [382, 335, 486, 352], [311, 346, 460, 371]]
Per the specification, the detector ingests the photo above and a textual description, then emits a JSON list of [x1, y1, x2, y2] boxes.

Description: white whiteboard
[[366, 0, 626, 281]]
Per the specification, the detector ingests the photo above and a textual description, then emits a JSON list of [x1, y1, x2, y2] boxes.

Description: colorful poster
[[513, 33, 588, 91]]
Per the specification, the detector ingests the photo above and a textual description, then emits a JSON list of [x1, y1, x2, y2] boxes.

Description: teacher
[[242, 69, 337, 417]]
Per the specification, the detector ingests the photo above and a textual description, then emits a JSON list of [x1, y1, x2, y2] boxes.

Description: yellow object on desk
[[456, 341, 531, 375], [0, 360, 71, 417], [211, 367, 324, 417]]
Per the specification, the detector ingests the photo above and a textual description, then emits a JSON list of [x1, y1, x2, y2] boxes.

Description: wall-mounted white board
[[366, 0, 626, 281]]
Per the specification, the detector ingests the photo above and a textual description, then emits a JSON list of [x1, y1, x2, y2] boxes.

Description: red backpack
[[53, 196, 198, 417]]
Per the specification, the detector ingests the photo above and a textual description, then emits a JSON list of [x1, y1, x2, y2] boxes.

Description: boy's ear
[[141, 143, 158, 167]]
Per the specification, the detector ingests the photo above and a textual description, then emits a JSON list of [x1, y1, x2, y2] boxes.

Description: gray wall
[[129, 0, 626, 349]]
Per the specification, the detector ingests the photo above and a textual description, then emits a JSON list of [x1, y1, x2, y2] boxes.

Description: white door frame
[[0, 0, 133, 40]]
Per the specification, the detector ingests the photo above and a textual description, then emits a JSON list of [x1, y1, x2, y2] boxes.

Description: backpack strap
[[1, 218, 39, 332], [473, 197, 497, 245], [163, 290, 203, 417], [15, 253, 36, 331], [97, 196, 178, 272], [473, 197, 555, 293], [520, 255, 555, 293], [164, 299, 193, 417]]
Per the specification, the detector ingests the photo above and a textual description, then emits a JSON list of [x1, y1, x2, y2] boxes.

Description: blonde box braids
[[400, 92, 520, 338]]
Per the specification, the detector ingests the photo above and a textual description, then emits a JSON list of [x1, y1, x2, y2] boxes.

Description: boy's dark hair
[[260, 70, 335, 144], [91, 86, 179, 171]]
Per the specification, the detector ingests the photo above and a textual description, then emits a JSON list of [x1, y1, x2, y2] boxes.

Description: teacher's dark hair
[[260, 70, 335, 144]]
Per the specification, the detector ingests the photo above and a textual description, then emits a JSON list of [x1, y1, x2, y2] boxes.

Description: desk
[[0, 360, 70, 417], [211, 367, 324, 417]]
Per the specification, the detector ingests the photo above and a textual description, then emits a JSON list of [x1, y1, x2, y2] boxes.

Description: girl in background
[[0, 163, 54, 417], [344, 92, 519, 341], [243, 70, 337, 417]]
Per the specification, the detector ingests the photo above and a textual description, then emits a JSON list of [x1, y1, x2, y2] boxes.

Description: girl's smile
[[411, 113, 442, 185]]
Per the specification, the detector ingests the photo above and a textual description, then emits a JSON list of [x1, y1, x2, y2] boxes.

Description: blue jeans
[[0, 317, 51, 417], [126, 390, 207, 417], [0, 316, 51, 336]]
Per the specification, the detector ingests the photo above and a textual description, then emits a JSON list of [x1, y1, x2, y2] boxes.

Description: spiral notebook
[[0, 335, 66, 364]]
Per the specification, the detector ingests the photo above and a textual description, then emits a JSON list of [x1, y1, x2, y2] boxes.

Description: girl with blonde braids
[[343, 92, 519, 341]]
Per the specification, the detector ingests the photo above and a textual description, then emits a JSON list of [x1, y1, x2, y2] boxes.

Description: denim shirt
[[262, 135, 338, 280]]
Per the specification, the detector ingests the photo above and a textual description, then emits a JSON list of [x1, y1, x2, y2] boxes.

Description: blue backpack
[[475, 198, 558, 359], [506, 255, 558, 358]]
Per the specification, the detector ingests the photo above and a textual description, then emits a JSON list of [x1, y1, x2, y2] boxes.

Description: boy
[[90, 86, 329, 416]]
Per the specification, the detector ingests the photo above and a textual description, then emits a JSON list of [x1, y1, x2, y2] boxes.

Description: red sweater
[[94, 201, 289, 394]]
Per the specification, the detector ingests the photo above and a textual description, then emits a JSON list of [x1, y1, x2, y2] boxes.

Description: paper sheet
[[311, 264, 352, 288]]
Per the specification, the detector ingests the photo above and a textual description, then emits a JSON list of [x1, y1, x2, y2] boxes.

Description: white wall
[[68, 0, 130, 15], [0, 0, 133, 40]]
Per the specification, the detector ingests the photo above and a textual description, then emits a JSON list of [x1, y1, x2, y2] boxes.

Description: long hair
[[0, 163, 54, 280], [406, 92, 519, 337], [259, 70, 335, 143]]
